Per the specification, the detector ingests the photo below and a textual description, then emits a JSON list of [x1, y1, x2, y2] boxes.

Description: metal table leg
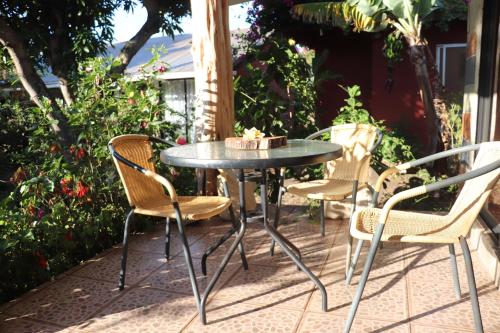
[[259, 169, 328, 312]]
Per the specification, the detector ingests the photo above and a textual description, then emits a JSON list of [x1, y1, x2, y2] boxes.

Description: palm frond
[[292, 2, 388, 32]]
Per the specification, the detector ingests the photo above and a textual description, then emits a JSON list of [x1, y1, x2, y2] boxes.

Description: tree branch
[[111, 0, 163, 74], [0, 16, 73, 159], [47, 8, 75, 105]]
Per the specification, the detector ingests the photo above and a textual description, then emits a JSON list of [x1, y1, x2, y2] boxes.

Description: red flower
[[69, 145, 76, 154], [74, 181, 90, 198], [75, 148, 86, 160], [60, 177, 73, 196], [34, 252, 49, 270], [157, 65, 167, 73], [176, 136, 187, 145]]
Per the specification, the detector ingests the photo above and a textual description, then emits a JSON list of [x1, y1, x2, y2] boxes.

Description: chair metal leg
[[270, 169, 285, 256], [346, 239, 364, 285], [173, 202, 201, 311], [200, 210, 247, 324], [165, 217, 171, 260], [320, 199, 325, 236], [448, 243, 461, 300], [344, 223, 384, 333], [345, 180, 358, 278], [119, 210, 134, 290], [459, 237, 484, 333]]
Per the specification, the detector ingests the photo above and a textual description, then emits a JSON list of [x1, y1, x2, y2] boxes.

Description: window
[[436, 43, 467, 95], [161, 78, 196, 142]]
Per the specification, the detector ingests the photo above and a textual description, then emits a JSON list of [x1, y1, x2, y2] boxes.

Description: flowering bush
[[0, 57, 195, 302]]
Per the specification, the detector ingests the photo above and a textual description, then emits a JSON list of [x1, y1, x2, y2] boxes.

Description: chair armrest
[[372, 143, 483, 201], [144, 170, 178, 202], [398, 143, 482, 170], [377, 159, 500, 225], [369, 128, 383, 154], [305, 127, 332, 140], [109, 143, 179, 202], [149, 136, 179, 147]]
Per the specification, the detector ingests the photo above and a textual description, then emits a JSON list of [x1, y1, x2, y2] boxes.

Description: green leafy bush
[[332, 85, 415, 172], [233, 35, 319, 139], [0, 57, 194, 302]]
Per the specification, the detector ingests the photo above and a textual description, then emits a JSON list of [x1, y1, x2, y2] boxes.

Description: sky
[[112, 2, 253, 43]]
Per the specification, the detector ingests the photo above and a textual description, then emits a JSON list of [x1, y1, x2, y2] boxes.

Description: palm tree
[[293, 0, 447, 154]]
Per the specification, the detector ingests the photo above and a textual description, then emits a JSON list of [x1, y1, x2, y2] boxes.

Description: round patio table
[[160, 139, 342, 322]]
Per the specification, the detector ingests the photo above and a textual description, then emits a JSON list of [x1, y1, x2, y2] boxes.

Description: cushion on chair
[[287, 179, 363, 201], [134, 196, 232, 221], [350, 208, 460, 244]]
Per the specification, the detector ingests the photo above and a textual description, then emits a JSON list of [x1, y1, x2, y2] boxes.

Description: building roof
[[43, 29, 247, 87]]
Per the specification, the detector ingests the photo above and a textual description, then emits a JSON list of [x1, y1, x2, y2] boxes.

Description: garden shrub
[[0, 57, 195, 303], [332, 85, 416, 172], [233, 34, 319, 139]]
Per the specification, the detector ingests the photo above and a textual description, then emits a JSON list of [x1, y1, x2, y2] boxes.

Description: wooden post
[[191, 0, 235, 195]]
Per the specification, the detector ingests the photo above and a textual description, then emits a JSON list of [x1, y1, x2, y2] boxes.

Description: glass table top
[[160, 139, 343, 169]]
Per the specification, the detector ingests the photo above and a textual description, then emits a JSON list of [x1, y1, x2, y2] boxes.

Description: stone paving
[[1, 194, 500, 333]]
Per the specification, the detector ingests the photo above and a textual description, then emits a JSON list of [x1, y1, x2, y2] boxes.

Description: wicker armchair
[[109, 134, 248, 324], [344, 142, 500, 333], [271, 123, 382, 276]]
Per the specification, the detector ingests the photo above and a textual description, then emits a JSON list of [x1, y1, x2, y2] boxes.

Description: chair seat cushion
[[134, 196, 231, 221], [351, 208, 458, 243], [286, 179, 358, 200]]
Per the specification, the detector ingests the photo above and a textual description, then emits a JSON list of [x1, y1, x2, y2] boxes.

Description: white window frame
[[436, 43, 467, 85]]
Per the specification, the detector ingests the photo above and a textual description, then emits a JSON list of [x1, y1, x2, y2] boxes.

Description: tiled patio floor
[[1, 196, 500, 332]]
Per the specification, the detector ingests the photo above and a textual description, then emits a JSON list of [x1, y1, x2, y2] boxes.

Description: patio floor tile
[[297, 311, 410, 333], [213, 263, 315, 310], [72, 250, 166, 287], [74, 286, 197, 333], [4, 276, 119, 327], [139, 257, 240, 297], [3, 207, 499, 333], [183, 299, 303, 332], [0, 314, 69, 333]]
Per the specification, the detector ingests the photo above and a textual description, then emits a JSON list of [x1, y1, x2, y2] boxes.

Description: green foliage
[[292, 0, 442, 33], [0, 57, 195, 303], [332, 85, 415, 172], [233, 35, 320, 139], [383, 30, 404, 66], [448, 102, 463, 149]]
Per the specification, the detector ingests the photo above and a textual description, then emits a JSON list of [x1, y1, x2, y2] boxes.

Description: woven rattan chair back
[[325, 123, 379, 183], [110, 134, 168, 208], [448, 141, 500, 237]]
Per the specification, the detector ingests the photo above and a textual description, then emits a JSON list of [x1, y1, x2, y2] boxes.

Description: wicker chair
[[271, 123, 382, 276], [109, 134, 248, 324], [344, 142, 500, 333]]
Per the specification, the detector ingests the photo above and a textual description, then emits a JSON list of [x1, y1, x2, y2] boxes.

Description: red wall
[[292, 22, 467, 148]]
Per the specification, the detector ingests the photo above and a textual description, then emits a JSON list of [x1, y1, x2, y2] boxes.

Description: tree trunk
[[408, 43, 442, 155], [191, 0, 235, 195], [0, 19, 73, 160]]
